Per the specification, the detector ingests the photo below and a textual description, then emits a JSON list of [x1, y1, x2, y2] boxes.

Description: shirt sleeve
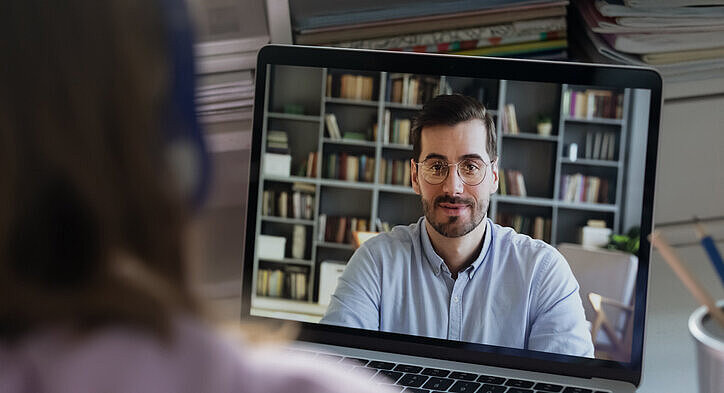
[[319, 243, 381, 330], [527, 250, 595, 358]]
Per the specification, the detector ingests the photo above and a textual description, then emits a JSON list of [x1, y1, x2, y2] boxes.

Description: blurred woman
[[0, 1, 389, 392]]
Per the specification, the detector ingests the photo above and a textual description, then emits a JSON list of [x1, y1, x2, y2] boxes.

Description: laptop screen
[[243, 45, 661, 385]]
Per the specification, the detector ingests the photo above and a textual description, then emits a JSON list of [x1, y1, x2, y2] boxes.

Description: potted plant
[[536, 114, 552, 136]]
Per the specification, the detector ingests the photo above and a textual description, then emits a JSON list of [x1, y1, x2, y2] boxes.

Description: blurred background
[[189, 0, 723, 324]]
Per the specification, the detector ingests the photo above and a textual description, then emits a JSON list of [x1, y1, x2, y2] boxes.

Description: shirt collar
[[420, 217, 492, 279]]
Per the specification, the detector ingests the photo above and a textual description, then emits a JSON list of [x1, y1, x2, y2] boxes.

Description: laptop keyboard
[[295, 351, 613, 393]]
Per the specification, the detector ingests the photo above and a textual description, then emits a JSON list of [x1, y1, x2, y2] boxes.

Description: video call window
[[250, 64, 652, 363]]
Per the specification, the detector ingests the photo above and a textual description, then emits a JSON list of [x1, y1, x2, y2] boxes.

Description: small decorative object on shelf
[[536, 114, 553, 136], [580, 219, 612, 248], [568, 143, 578, 162]]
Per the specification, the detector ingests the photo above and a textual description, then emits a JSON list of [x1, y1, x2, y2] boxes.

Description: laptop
[[243, 44, 662, 393]]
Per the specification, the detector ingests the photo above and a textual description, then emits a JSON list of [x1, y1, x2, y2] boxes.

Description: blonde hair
[[0, 0, 198, 340]]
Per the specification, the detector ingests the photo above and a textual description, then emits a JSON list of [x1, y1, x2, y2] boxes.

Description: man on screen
[[321, 94, 594, 358]]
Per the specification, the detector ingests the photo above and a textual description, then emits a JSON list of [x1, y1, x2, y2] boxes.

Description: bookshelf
[[253, 64, 635, 317]]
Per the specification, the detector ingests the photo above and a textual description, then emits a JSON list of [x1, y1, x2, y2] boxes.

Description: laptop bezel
[[243, 44, 662, 386]]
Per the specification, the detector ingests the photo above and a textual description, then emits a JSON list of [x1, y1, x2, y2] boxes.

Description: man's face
[[411, 119, 498, 238]]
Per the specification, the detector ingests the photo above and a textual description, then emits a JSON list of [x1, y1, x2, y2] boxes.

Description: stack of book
[[190, 0, 268, 123], [498, 169, 528, 197], [318, 215, 371, 244], [256, 267, 308, 300], [195, 77, 255, 124], [266, 130, 290, 154], [559, 173, 610, 204], [261, 182, 316, 219], [326, 74, 376, 100], [379, 159, 412, 187], [301, 152, 319, 177], [387, 74, 441, 105], [501, 104, 521, 134], [291, 0, 569, 60], [584, 131, 617, 161], [496, 213, 552, 242], [378, 110, 413, 145], [563, 88, 624, 119], [325, 153, 376, 182], [571, 0, 724, 83]]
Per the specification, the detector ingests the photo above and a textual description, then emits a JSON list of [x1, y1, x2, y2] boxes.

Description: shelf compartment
[[556, 208, 615, 244], [378, 191, 421, 228]]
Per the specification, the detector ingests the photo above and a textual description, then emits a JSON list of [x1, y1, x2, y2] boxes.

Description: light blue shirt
[[321, 217, 594, 357]]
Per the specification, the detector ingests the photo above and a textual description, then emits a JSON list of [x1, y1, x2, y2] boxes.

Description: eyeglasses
[[415, 158, 492, 186]]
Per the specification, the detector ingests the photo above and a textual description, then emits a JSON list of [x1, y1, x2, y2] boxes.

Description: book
[[516, 171, 528, 197], [325, 113, 342, 139], [294, 2, 568, 44], [291, 225, 306, 259], [607, 132, 616, 160], [593, 132, 603, 159], [559, 173, 610, 203], [318, 214, 327, 241], [452, 38, 568, 57], [600, 133, 610, 159], [498, 168, 507, 195], [334, 74, 375, 100], [585, 132, 593, 159], [277, 191, 288, 217], [503, 104, 520, 134], [330, 17, 567, 51]]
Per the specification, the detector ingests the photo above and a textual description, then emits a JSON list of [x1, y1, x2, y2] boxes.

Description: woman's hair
[[0, 0, 199, 340]]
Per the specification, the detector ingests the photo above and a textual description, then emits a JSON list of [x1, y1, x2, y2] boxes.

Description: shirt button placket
[[448, 277, 466, 341]]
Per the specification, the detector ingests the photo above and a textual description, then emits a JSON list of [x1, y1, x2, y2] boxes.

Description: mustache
[[434, 195, 474, 205]]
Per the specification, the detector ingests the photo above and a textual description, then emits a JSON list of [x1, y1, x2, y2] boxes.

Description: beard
[[421, 194, 487, 238]]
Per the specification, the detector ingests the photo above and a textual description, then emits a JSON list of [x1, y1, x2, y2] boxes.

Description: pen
[[693, 217, 724, 288], [650, 231, 724, 329]]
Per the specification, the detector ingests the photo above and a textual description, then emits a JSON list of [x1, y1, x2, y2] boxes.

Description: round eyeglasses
[[415, 158, 492, 186]]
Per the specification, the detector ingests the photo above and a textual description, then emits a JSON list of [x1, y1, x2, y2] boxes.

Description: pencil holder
[[690, 300, 724, 393]]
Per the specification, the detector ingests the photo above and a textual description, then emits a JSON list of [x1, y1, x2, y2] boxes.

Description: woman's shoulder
[[0, 317, 389, 393]]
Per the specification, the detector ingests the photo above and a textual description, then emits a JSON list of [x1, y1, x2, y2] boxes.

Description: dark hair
[[411, 94, 497, 162], [0, 0, 198, 341]]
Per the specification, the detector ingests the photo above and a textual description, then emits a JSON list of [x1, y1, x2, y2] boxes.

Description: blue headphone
[[159, 0, 210, 208]]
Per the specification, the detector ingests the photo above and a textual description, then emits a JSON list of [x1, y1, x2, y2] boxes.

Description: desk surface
[[638, 244, 724, 392]]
